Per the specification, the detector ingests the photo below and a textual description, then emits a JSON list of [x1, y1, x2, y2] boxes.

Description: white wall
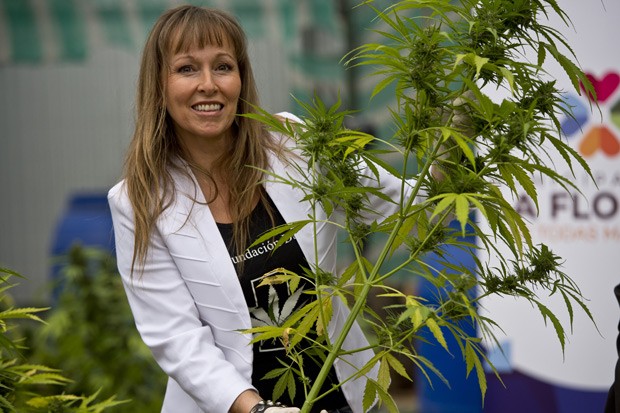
[[0, 48, 137, 303]]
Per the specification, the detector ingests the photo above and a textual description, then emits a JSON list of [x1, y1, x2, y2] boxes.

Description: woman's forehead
[[167, 24, 235, 56]]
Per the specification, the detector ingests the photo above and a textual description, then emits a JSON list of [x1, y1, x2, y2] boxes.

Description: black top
[[216, 194, 348, 412]]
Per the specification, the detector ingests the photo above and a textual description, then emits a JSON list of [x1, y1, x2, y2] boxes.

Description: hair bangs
[[167, 9, 235, 57]]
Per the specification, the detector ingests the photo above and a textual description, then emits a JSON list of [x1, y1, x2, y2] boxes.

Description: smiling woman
[[165, 44, 242, 159], [107, 5, 402, 413]]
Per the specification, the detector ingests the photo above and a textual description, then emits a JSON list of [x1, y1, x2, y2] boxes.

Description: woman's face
[[164, 40, 241, 149]]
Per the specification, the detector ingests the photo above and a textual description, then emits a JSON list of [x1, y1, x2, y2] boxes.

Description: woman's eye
[[215, 63, 233, 72], [178, 65, 194, 73]]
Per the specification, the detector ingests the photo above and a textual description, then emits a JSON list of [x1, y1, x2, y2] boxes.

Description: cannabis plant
[[246, 0, 596, 412], [27, 246, 167, 413], [0, 267, 125, 412]]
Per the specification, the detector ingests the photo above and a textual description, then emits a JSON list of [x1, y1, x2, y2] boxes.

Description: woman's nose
[[198, 71, 217, 94]]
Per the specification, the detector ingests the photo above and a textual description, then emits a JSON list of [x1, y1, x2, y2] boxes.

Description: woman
[[108, 5, 417, 413]]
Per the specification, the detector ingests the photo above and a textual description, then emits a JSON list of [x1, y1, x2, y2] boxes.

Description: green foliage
[[0, 267, 126, 412], [246, 1, 596, 412], [25, 246, 166, 413]]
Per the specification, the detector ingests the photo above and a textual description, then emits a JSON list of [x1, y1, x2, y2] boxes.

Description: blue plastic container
[[49, 192, 114, 290], [415, 217, 482, 413]]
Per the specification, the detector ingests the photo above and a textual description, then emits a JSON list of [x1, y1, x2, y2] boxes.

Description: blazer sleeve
[[352, 158, 425, 226], [107, 182, 254, 412]]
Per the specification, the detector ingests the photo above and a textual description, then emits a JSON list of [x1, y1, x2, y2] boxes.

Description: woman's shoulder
[[108, 179, 126, 198], [107, 180, 130, 209], [106, 180, 138, 222], [268, 111, 304, 151]]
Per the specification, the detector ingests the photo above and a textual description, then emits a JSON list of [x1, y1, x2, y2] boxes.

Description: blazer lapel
[[169, 166, 251, 329], [264, 152, 320, 271]]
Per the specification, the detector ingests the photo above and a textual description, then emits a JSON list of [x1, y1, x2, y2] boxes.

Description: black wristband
[[249, 400, 286, 413]]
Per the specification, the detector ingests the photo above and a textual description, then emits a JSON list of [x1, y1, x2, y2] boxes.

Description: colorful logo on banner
[[513, 70, 620, 238], [560, 72, 620, 157]]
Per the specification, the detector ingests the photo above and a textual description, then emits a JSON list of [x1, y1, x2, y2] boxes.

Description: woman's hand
[[264, 407, 301, 413]]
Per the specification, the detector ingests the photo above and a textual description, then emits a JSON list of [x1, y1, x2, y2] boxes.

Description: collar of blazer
[[162, 146, 329, 320]]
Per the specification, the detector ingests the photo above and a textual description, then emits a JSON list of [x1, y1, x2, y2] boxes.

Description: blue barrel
[[415, 216, 482, 413], [49, 192, 115, 292]]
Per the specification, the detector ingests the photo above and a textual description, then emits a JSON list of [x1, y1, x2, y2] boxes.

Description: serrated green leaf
[[452, 133, 476, 168], [508, 164, 539, 212], [466, 195, 489, 221], [316, 297, 332, 337], [455, 53, 490, 79], [537, 39, 547, 68], [535, 300, 566, 353], [362, 379, 377, 413], [386, 353, 411, 381], [426, 318, 449, 352], [546, 134, 594, 182], [373, 379, 399, 413], [291, 305, 319, 348], [333, 131, 374, 159], [0, 268, 24, 279], [272, 370, 289, 402], [544, 42, 581, 91], [353, 353, 382, 380], [566, 290, 598, 332], [262, 367, 289, 380], [378, 358, 391, 391], [472, 348, 487, 400], [393, 214, 417, 254], [454, 194, 470, 234], [428, 194, 456, 221], [287, 369, 296, 403], [245, 326, 287, 344], [411, 305, 431, 330], [499, 67, 516, 94], [250, 220, 312, 249], [498, 164, 517, 195], [372, 73, 400, 98], [559, 290, 575, 333], [465, 341, 476, 376]]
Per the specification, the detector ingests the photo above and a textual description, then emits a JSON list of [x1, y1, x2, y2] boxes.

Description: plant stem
[[301, 148, 438, 412]]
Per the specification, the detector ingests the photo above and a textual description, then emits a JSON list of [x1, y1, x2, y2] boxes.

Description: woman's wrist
[[249, 400, 285, 413], [230, 389, 262, 413]]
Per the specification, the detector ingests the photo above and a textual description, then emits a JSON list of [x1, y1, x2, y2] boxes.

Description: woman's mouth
[[193, 103, 222, 112]]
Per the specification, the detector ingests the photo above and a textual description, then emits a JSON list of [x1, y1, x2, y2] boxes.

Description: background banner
[[480, 1, 620, 411]]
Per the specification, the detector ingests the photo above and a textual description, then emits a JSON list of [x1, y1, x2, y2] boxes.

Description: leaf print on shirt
[[250, 284, 304, 352]]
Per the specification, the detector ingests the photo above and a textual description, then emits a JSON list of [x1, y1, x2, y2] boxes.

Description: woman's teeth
[[193, 103, 222, 112]]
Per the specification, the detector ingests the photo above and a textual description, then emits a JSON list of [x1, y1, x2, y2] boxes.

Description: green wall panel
[[2, 0, 41, 62], [50, 0, 87, 61], [93, 0, 133, 49]]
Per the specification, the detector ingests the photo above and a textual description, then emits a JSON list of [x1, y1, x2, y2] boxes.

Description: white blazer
[[108, 130, 414, 413]]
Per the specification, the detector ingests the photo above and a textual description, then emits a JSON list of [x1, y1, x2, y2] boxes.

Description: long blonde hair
[[123, 5, 278, 273]]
